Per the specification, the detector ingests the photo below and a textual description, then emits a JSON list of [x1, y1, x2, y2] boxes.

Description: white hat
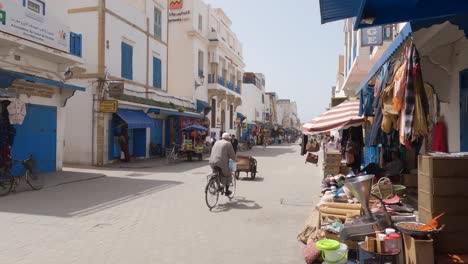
[[222, 133, 231, 140]]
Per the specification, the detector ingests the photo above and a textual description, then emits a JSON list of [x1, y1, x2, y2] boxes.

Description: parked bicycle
[[205, 167, 236, 210], [166, 144, 179, 164], [0, 155, 44, 196]]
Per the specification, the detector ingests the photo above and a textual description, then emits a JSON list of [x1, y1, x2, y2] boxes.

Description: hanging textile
[[369, 61, 394, 146], [400, 45, 416, 146], [392, 54, 408, 112], [359, 84, 375, 117], [432, 121, 447, 153], [412, 48, 429, 140], [6, 99, 26, 125]]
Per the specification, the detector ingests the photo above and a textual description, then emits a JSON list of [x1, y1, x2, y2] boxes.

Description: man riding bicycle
[[209, 133, 236, 196]]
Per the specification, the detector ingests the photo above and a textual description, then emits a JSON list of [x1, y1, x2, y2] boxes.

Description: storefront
[[108, 109, 153, 161], [0, 69, 85, 175]]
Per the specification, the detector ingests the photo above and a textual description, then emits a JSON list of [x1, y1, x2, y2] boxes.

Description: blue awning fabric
[[356, 23, 413, 94], [182, 125, 208, 132], [319, 0, 362, 24], [148, 108, 203, 119], [237, 112, 246, 121], [117, 109, 153, 129], [355, 0, 468, 30], [0, 69, 85, 91], [196, 100, 211, 112]]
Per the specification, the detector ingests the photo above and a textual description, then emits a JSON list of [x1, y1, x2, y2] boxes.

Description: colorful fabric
[[400, 45, 416, 146], [6, 99, 26, 125], [359, 84, 375, 117], [432, 122, 448, 153], [364, 146, 380, 167]]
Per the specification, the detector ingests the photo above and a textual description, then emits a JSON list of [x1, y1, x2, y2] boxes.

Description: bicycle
[[0, 155, 44, 196], [165, 144, 179, 164], [205, 167, 236, 210]]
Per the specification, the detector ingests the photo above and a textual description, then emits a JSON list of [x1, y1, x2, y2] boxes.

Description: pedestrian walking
[[231, 135, 239, 153]]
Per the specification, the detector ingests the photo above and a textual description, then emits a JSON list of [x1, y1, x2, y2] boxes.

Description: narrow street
[[0, 145, 321, 264]]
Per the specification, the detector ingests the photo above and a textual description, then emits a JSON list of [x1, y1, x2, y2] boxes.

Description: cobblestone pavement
[[0, 144, 322, 264]]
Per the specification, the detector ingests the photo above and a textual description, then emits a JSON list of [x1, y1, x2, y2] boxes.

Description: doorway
[[460, 69, 468, 151]]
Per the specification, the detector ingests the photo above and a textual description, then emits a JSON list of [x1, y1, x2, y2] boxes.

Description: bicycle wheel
[[0, 173, 13, 196], [26, 169, 44, 190], [205, 177, 219, 210], [228, 174, 236, 200]]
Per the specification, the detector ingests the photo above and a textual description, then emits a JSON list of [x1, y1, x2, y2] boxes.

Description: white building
[[336, 19, 404, 97], [64, 0, 198, 166], [264, 92, 278, 126], [168, 0, 245, 139], [241, 72, 266, 123], [277, 99, 300, 129], [0, 0, 84, 174]]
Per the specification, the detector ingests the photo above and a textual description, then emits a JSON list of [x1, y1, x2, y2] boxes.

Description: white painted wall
[[241, 83, 265, 122]]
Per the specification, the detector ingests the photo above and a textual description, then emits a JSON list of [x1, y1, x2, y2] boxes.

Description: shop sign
[[99, 100, 118, 113], [0, 0, 70, 52], [108, 82, 124, 97], [361, 26, 383, 47], [169, 0, 183, 10]]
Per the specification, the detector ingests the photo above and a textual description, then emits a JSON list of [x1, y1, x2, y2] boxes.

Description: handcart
[[235, 155, 258, 180]]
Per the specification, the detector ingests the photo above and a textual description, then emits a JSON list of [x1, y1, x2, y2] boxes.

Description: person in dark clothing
[[231, 135, 239, 153], [120, 127, 130, 162]]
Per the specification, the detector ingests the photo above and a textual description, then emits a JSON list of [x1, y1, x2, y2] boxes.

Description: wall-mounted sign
[[169, 0, 183, 10], [168, 10, 190, 23], [0, 0, 70, 52], [361, 26, 383, 47], [383, 25, 394, 41], [108, 82, 124, 97], [99, 100, 118, 113]]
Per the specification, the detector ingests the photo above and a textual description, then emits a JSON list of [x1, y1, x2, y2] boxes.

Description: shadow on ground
[[241, 145, 298, 157], [76, 160, 212, 174], [0, 173, 182, 218], [211, 197, 262, 213]]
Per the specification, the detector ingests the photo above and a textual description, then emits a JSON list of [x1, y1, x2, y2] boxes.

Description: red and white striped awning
[[303, 100, 364, 134]]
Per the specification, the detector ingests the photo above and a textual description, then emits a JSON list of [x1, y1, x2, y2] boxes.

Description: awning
[[354, 0, 468, 29], [182, 125, 208, 132], [356, 23, 413, 94], [116, 109, 153, 129], [237, 112, 246, 121], [303, 100, 364, 133], [319, 0, 362, 24], [148, 108, 203, 119], [196, 100, 212, 113], [411, 14, 468, 38], [0, 69, 85, 91]]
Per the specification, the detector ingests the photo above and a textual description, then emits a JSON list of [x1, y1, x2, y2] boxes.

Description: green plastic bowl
[[316, 239, 340, 251]]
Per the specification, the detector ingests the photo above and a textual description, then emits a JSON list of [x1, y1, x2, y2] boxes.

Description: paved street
[[0, 144, 322, 264]]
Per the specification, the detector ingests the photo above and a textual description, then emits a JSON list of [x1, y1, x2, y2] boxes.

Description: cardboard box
[[419, 155, 468, 178], [419, 173, 468, 196], [418, 190, 468, 214], [403, 233, 434, 264]]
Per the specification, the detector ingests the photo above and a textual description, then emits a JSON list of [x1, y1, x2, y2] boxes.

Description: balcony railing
[[217, 76, 226, 86], [198, 69, 204, 78], [235, 86, 241, 94], [226, 82, 234, 91]]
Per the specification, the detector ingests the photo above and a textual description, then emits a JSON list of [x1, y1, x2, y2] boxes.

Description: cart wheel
[[235, 171, 240, 180], [250, 166, 257, 180], [250, 172, 256, 180]]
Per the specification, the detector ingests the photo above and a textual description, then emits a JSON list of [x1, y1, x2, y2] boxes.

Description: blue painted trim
[[0, 69, 85, 91], [355, 23, 412, 95]]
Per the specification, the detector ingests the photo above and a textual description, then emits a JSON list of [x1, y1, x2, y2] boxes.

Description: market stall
[[179, 125, 209, 161]]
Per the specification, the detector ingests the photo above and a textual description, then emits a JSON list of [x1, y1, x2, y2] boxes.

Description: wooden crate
[[403, 233, 434, 264]]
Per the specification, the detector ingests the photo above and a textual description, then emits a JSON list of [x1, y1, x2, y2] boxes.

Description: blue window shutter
[[121, 42, 133, 80], [76, 34, 82, 57], [153, 57, 162, 88], [70, 32, 76, 55]]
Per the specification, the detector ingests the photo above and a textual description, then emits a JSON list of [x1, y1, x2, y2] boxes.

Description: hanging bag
[[305, 153, 319, 164], [306, 138, 321, 152]]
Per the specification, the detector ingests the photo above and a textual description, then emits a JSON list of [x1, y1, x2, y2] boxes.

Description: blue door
[[11, 104, 57, 176], [461, 69, 468, 151], [133, 128, 146, 157], [150, 119, 163, 146]]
